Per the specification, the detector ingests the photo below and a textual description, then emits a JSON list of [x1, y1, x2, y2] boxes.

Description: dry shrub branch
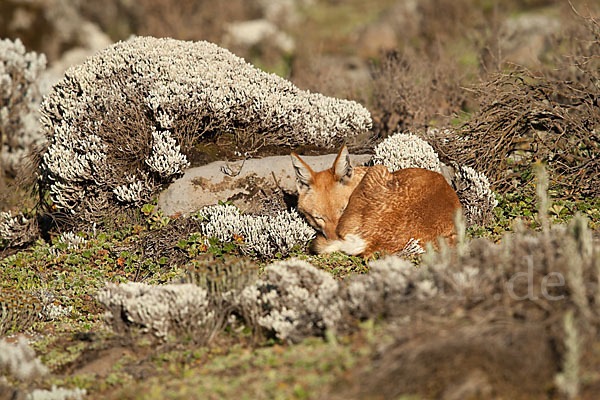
[[429, 12, 600, 197], [366, 50, 467, 138], [437, 70, 600, 196]]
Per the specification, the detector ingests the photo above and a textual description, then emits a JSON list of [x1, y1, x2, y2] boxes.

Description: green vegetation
[[2, 186, 598, 396]]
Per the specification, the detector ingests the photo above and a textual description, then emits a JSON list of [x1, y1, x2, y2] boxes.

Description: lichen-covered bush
[[450, 163, 498, 226], [99, 256, 263, 343], [344, 256, 435, 320], [0, 211, 37, 247], [371, 132, 441, 172], [97, 282, 214, 340], [196, 204, 315, 258], [54, 231, 88, 250], [0, 337, 85, 400], [239, 259, 343, 343], [99, 258, 341, 345], [37, 36, 372, 221], [0, 338, 47, 380], [28, 386, 87, 400], [0, 38, 46, 177]]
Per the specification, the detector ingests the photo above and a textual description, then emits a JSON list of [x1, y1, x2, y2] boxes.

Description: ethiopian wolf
[[290, 146, 461, 257]]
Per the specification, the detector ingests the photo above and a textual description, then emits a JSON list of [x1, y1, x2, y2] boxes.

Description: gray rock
[[158, 153, 372, 216], [499, 14, 560, 66], [223, 19, 295, 54]]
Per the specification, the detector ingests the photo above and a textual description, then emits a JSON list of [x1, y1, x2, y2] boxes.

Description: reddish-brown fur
[[291, 146, 462, 257]]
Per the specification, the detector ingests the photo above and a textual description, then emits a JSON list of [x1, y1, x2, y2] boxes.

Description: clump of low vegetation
[[371, 132, 441, 172], [97, 282, 216, 341], [427, 12, 600, 200], [431, 66, 600, 198], [240, 259, 344, 344], [195, 204, 315, 258], [37, 36, 371, 226], [0, 286, 41, 336], [0, 38, 45, 180], [0, 337, 86, 400]]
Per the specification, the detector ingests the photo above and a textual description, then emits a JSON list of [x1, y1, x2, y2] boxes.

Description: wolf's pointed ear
[[291, 152, 314, 192], [333, 146, 353, 183]]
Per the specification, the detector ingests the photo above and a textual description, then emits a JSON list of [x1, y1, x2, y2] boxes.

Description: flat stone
[[157, 153, 372, 216]]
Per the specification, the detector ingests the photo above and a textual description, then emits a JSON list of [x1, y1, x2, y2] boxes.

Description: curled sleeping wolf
[[291, 146, 461, 257]]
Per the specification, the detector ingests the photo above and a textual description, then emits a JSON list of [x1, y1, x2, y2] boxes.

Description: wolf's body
[[291, 147, 461, 257]]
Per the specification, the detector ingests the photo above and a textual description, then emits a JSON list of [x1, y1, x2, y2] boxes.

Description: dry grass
[[80, 0, 260, 44], [363, 50, 468, 139]]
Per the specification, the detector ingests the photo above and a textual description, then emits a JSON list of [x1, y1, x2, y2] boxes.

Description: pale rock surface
[[499, 14, 560, 66], [158, 153, 371, 216], [223, 19, 295, 54]]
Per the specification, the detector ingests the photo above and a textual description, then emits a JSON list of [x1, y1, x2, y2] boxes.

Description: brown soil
[[71, 346, 135, 377]]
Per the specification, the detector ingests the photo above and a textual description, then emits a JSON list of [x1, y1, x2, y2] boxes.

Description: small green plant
[[179, 254, 260, 295], [296, 251, 368, 279], [0, 286, 41, 335], [141, 203, 170, 230], [177, 232, 245, 259]]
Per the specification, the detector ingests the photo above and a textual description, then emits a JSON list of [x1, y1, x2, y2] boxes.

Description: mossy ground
[[1, 189, 599, 398]]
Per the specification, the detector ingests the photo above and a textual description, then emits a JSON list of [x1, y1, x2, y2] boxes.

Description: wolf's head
[[290, 146, 361, 240]]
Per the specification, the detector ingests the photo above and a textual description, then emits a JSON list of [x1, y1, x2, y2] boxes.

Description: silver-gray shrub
[[196, 204, 315, 258], [0, 210, 37, 247], [344, 213, 598, 324], [422, 215, 599, 319], [0, 38, 46, 177], [343, 256, 436, 320], [37, 36, 372, 219], [55, 231, 87, 250], [450, 163, 498, 226], [371, 132, 441, 172], [97, 282, 214, 340], [0, 337, 47, 380], [0, 338, 86, 400], [239, 259, 343, 344], [27, 386, 87, 400], [0, 211, 28, 243]]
